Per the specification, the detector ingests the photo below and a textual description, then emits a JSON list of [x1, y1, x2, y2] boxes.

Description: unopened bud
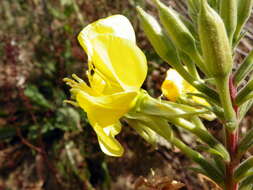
[[136, 6, 179, 65], [154, 0, 197, 57], [154, 0, 207, 75], [198, 0, 233, 78]]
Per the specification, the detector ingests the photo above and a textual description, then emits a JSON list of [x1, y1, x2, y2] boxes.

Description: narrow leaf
[[235, 156, 253, 182], [238, 127, 253, 154], [233, 50, 253, 86]]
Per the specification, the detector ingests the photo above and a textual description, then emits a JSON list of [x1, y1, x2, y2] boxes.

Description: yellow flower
[[161, 69, 208, 105], [64, 15, 147, 156]]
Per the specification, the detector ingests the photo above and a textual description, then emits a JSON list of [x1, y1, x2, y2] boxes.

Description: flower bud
[[154, 0, 207, 75], [136, 6, 179, 65], [154, 0, 198, 57], [198, 0, 233, 78], [220, 0, 237, 42]]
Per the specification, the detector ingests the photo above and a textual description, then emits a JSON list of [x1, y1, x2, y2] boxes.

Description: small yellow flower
[[161, 69, 208, 105], [64, 15, 147, 156]]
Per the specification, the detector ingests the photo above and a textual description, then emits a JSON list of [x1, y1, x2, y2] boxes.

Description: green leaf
[[172, 138, 225, 187], [235, 156, 253, 182], [126, 111, 224, 187], [190, 127, 230, 162], [196, 145, 225, 159], [234, 0, 253, 41], [56, 107, 81, 131], [239, 175, 253, 190], [238, 128, 253, 155], [239, 99, 253, 121], [236, 78, 253, 107], [24, 84, 52, 109], [0, 125, 29, 140], [213, 155, 226, 174]]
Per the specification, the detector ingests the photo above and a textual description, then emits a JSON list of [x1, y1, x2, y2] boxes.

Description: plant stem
[[226, 130, 239, 190], [216, 76, 239, 190]]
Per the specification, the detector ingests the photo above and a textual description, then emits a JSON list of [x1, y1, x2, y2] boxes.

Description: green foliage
[[137, 0, 253, 189], [24, 84, 53, 109]]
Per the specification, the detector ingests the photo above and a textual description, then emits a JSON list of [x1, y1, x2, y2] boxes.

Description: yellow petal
[[76, 90, 138, 126], [182, 80, 196, 94], [93, 123, 124, 157], [89, 35, 147, 91], [78, 15, 136, 58], [161, 69, 184, 101]]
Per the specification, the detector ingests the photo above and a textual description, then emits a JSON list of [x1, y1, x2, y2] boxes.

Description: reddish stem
[[225, 77, 239, 190], [226, 130, 239, 190]]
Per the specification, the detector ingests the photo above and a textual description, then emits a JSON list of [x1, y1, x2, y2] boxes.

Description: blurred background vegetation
[[0, 0, 253, 189]]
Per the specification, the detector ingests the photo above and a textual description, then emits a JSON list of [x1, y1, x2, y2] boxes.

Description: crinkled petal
[[76, 90, 138, 126], [78, 15, 136, 53], [93, 122, 124, 157], [89, 35, 147, 91]]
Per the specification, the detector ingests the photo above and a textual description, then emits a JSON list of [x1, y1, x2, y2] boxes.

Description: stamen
[[63, 100, 79, 107], [72, 74, 84, 83]]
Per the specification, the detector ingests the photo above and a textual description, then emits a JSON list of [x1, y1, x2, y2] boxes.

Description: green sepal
[[135, 94, 209, 119], [127, 119, 157, 147], [182, 93, 224, 118], [125, 113, 173, 142], [133, 93, 230, 162]]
